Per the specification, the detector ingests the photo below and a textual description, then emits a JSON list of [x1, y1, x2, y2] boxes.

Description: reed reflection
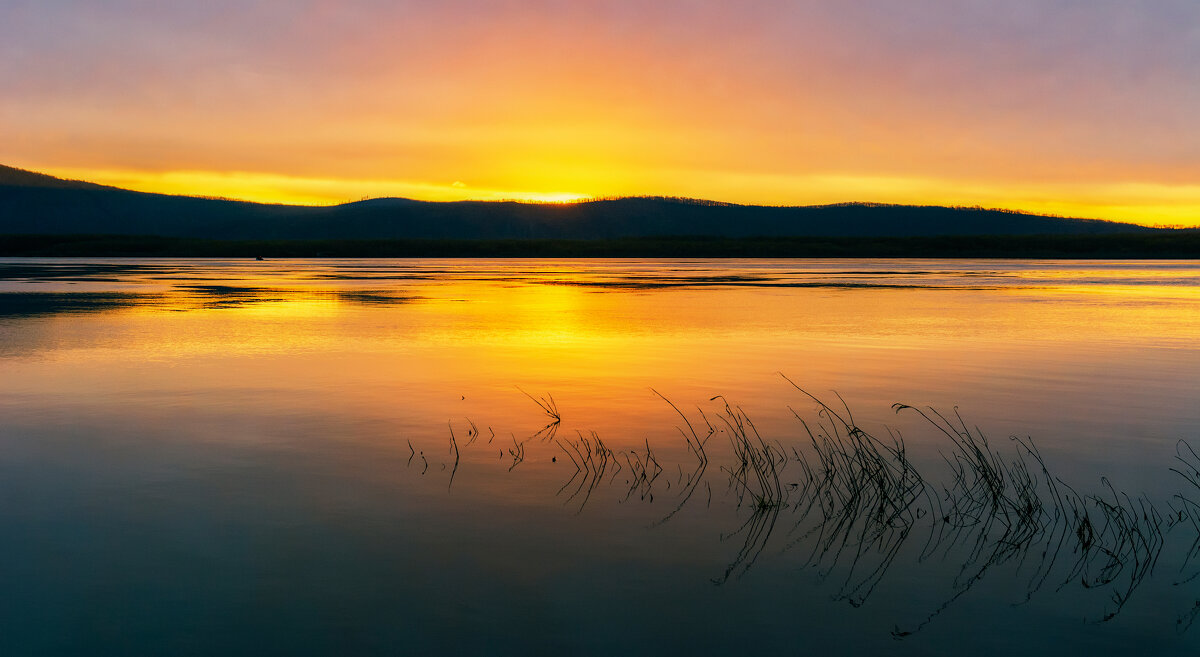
[[394, 382, 1200, 637], [3, 259, 1200, 654]]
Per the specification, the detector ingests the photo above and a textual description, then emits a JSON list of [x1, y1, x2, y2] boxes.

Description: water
[[1, 258, 1198, 655]]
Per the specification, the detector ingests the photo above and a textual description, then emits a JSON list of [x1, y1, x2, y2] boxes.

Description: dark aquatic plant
[[709, 397, 784, 583], [397, 386, 1199, 637], [649, 389, 712, 528], [1169, 439, 1200, 631], [555, 430, 617, 513], [517, 386, 561, 425], [1171, 440, 1200, 575], [506, 434, 525, 471], [777, 386, 926, 607], [621, 438, 664, 503], [446, 420, 461, 489]]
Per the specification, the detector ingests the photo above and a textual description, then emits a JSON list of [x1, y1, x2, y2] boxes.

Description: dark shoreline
[[2, 233, 1199, 258]]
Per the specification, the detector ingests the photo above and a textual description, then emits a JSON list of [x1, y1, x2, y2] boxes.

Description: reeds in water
[[397, 383, 1199, 636]]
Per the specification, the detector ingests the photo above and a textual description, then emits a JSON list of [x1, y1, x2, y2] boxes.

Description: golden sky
[[2, 1, 1198, 226]]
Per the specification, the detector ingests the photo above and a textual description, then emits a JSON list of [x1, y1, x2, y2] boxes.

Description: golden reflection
[[4, 261, 1199, 451]]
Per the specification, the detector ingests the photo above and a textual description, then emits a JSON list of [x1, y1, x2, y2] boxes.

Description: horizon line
[[3, 163, 1196, 230]]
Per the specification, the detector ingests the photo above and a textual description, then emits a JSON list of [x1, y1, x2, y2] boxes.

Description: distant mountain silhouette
[[0, 164, 1161, 240], [0, 165, 111, 190]]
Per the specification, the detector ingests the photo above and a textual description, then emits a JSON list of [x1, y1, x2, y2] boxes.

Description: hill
[[0, 164, 1164, 240], [0, 164, 109, 189]]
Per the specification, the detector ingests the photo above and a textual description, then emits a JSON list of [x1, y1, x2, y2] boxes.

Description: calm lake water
[[1, 258, 1199, 655]]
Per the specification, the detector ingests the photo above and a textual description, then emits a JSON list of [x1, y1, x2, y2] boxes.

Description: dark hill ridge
[[0, 164, 110, 190], [0, 164, 1162, 240]]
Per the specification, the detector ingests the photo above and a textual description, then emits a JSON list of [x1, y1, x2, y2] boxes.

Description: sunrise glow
[[3, 2, 1199, 226]]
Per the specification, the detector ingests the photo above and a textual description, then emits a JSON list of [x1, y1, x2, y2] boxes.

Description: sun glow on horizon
[[21, 163, 1200, 227], [5, 3, 1200, 228], [32, 166, 592, 207]]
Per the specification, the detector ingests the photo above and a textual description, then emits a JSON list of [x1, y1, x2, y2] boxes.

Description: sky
[[2, 0, 1199, 226]]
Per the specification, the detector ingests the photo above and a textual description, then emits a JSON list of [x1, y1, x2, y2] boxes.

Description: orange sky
[[2, 1, 1198, 226]]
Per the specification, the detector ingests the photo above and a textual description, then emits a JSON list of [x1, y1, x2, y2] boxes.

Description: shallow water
[[1, 258, 1198, 655]]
